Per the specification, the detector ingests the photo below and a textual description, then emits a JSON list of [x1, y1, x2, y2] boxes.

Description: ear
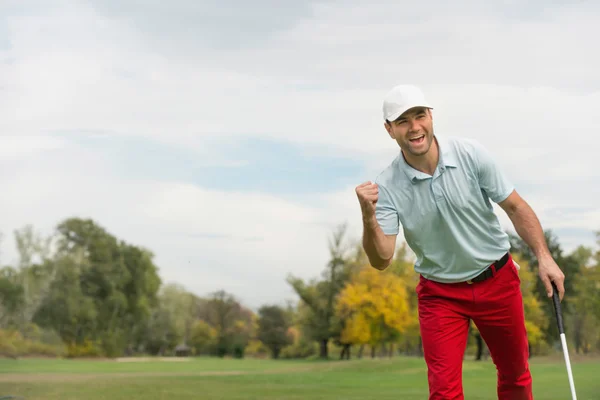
[[384, 121, 394, 138]]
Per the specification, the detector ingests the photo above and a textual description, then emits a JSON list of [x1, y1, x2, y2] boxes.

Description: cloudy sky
[[1, 0, 599, 310]]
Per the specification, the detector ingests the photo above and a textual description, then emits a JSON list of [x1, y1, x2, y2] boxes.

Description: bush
[[0, 340, 18, 359], [244, 340, 269, 358], [189, 320, 217, 355], [21, 323, 42, 341], [0, 328, 65, 358], [99, 333, 127, 358], [216, 343, 228, 358], [39, 328, 64, 347], [280, 339, 317, 359], [24, 341, 65, 357], [232, 344, 245, 359], [66, 339, 103, 358]]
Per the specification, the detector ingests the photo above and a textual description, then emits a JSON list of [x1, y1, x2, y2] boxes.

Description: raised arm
[[356, 181, 397, 269]]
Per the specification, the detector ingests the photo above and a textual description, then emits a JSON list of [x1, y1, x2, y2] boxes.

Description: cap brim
[[385, 104, 433, 122]]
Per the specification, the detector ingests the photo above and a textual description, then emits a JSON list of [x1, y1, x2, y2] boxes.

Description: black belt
[[466, 252, 510, 284]]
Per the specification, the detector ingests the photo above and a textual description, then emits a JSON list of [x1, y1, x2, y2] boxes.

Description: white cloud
[[0, 143, 345, 308], [3, 1, 599, 157], [1, 1, 599, 308], [0, 135, 67, 161]]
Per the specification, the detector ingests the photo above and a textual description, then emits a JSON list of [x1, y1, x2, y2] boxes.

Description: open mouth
[[409, 135, 425, 144]]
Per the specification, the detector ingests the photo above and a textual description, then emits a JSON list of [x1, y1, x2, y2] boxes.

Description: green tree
[[138, 283, 196, 355], [119, 244, 162, 353], [257, 305, 293, 359], [189, 320, 217, 355], [33, 251, 98, 347], [509, 230, 580, 342], [12, 225, 56, 330], [287, 224, 352, 359], [30, 218, 162, 357], [201, 290, 254, 358], [593, 231, 600, 323], [142, 304, 179, 355], [567, 235, 600, 354], [0, 267, 24, 328]]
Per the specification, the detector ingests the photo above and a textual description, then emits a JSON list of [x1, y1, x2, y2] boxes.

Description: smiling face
[[385, 106, 434, 157]]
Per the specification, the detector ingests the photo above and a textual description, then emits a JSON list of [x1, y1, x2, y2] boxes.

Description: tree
[[142, 304, 179, 355], [12, 225, 56, 329], [33, 252, 98, 347], [119, 244, 162, 353], [0, 267, 24, 328], [594, 231, 600, 267], [567, 243, 599, 354], [387, 243, 422, 356], [30, 218, 162, 357], [513, 254, 549, 356], [287, 224, 353, 359], [189, 320, 217, 355], [593, 231, 600, 323], [336, 265, 413, 358], [201, 290, 254, 358], [257, 305, 293, 359], [150, 284, 196, 349], [509, 230, 580, 342]]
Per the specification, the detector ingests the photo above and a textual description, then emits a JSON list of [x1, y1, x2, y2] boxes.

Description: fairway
[[1, 355, 599, 399]]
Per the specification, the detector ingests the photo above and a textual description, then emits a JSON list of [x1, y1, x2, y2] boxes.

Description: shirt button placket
[[431, 179, 443, 203]]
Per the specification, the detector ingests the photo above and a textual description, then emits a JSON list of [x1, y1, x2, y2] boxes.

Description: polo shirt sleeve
[[472, 140, 515, 203], [375, 183, 399, 235]]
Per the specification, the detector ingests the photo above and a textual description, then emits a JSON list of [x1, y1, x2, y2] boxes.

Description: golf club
[[551, 281, 577, 400]]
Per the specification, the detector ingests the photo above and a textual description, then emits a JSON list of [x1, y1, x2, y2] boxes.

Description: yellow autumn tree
[[387, 244, 422, 355], [513, 254, 549, 355], [189, 320, 217, 355], [336, 264, 413, 357]]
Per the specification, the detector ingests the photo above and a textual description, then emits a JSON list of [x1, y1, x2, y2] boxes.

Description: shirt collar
[[400, 134, 457, 183], [437, 134, 458, 168]]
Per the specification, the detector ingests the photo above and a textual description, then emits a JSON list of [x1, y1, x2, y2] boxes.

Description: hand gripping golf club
[[551, 282, 577, 400]]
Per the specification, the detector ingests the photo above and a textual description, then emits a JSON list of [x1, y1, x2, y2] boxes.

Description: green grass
[[0, 357, 304, 374], [0, 355, 598, 400]]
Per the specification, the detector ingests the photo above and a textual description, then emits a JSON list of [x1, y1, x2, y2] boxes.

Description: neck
[[402, 137, 439, 176]]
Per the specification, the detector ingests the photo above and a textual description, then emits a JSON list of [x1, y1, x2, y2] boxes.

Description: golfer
[[356, 84, 566, 400]]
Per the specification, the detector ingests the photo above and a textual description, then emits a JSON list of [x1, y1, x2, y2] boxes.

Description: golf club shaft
[[551, 282, 577, 400]]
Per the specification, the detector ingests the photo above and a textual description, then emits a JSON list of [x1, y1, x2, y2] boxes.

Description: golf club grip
[[551, 282, 564, 334]]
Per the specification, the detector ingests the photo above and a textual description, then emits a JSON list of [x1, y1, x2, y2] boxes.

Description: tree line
[[1, 218, 599, 360]]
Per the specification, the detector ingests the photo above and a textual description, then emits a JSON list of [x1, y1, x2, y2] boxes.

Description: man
[[355, 84, 566, 400]]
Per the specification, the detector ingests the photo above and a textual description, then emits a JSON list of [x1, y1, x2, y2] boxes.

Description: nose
[[408, 119, 419, 132]]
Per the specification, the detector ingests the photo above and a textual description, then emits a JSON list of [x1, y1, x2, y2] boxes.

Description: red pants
[[417, 254, 533, 399]]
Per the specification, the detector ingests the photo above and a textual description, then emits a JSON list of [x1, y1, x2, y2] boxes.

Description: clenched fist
[[356, 181, 379, 219]]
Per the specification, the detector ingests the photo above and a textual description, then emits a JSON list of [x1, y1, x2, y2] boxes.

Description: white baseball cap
[[382, 84, 433, 122]]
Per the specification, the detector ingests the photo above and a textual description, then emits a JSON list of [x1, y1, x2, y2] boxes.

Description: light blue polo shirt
[[374, 134, 514, 283]]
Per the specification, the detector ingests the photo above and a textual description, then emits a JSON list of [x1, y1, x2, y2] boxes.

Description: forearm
[[362, 215, 394, 269], [506, 201, 551, 260]]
